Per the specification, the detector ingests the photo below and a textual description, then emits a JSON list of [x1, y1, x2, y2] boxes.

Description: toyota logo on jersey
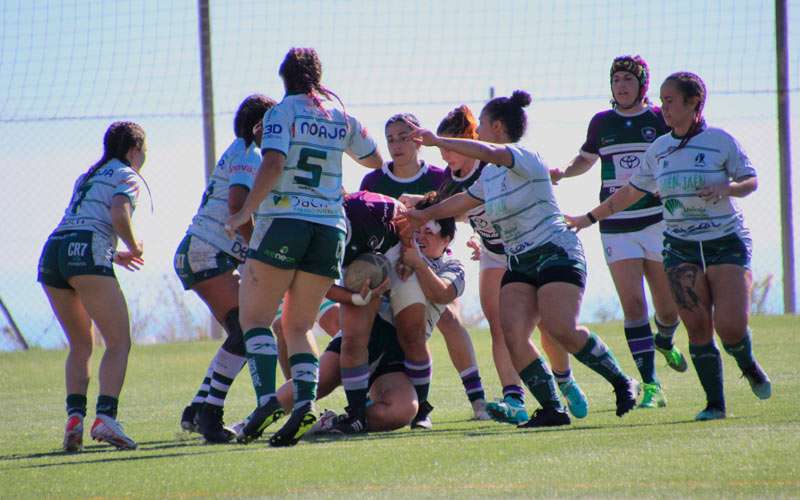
[[619, 155, 640, 169]]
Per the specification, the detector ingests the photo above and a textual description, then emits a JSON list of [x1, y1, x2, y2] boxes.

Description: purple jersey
[[343, 191, 402, 266], [359, 161, 447, 199]]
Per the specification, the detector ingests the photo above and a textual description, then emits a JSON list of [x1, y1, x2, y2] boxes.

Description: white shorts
[[479, 243, 507, 271], [384, 243, 426, 315], [601, 221, 665, 264]]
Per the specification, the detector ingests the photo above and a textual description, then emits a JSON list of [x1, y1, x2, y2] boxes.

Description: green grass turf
[[1, 316, 798, 498]]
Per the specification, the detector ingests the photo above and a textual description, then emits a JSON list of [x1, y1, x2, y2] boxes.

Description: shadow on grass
[[8, 443, 253, 470], [303, 413, 750, 444], [0, 437, 227, 463]]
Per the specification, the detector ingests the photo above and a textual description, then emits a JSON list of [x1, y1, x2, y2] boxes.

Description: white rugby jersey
[[186, 138, 260, 260], [53, 159, 141, 242], [379, 250, 465, 336], [467, 145, 569, 256], [257, 93, 377, 233], [630, 126, 756, 241]]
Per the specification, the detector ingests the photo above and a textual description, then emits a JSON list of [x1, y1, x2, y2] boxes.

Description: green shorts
[[37, 230, 115, 289], [663, 233, 752, 271], [248, 218, 345, 279], [503, 232, 587, 289], [326, 316, 406, 387], [173, 234, 241, 290]]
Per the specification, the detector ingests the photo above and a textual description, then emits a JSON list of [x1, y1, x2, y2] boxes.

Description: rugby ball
[[344, 252, 391, 291]]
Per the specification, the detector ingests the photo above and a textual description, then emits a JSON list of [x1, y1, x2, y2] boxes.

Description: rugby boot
[[90, 414, 137, 450], [517, 407, 571, 428], [268, 402, 317, 447]]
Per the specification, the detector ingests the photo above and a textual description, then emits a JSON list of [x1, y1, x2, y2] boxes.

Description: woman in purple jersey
[[37, 122, 147, 452], [552, 56, 685, 410]]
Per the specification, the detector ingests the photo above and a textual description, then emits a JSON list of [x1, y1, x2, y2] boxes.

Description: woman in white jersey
[[408, 105, 589, 424], [399, 91, 640, 428], [567, 72, 772, 421], [551, 56, 685, 409], [175, 94, 275, 443], [37, 121, 147, 451], [225, 47, 382, 447]]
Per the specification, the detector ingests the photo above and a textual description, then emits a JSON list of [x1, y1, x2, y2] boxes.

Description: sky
[[1, 0, 798, 349]]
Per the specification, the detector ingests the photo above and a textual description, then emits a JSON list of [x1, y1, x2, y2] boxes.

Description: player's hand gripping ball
[[344, 252, 391, 291]]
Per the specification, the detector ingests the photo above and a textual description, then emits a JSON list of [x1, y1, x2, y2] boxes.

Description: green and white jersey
[[581, 107, 669, 233], [186, 138, 260, 261], [630, 125, 756, 241], [53, 159, 141, 243], [258, 93, 377, 233], [466, 145, 569, 256]]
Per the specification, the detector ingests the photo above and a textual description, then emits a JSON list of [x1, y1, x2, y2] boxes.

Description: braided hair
[[610, 55, 650, 107], [481, 90, 531, 142], [436, 105, 478, 139], [663, 71, 707, 152], [234, 94, 276, 145], [279, 47, 346, 123]]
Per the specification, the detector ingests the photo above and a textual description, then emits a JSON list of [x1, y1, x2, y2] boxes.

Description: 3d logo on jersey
[[619, 155, 640, 169], [264, 124, 283, 136], [299, 120, 347, 140], [641, 127, 657, 142]]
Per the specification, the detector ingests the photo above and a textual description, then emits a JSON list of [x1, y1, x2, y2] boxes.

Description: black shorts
[[326, 316, 405, 388]]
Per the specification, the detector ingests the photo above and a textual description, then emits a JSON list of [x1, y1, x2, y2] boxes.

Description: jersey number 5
[[294, 148, 326, 188]]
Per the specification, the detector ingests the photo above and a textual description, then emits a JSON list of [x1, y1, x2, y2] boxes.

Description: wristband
[[351, 290, 372, 306], [586, 212, 598, 224]]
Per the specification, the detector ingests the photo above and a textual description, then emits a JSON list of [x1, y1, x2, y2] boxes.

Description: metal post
[[776, 0, 795, 314], [198, 0, 223, 338], [0, 296, 28, 350]]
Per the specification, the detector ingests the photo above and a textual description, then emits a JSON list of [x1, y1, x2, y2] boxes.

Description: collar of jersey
[[382, 161, 429, 183], [670, 119, 708, 140], [449, 159, 480, 182]]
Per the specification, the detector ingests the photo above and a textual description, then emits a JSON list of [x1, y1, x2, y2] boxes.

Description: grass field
[[1, 316, 798, 498]]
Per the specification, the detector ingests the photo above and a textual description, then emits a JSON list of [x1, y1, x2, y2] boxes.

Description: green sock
[[519, 358, 563, 411], [689, 342, 725, 409], [243, 327, 278, 406], [289, 352, 319, 410], [66, 394, 87, 418], [574, 333, 628, 386], [722, 329, 756, 372], [96, 395, 118, 418]]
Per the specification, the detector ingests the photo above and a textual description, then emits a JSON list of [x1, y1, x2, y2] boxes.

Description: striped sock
[[342, 363, 370, 417], [459, 366, 485, 402], [624, 318, 658, 384], [243, 327, 278, 407], [405, 359, 432, 403], [552, 368, 573, 385], [290, 353, 319, 410], [519, 358, 563, 411], [502, 384, 525, 404], [66, 394, 87, 418], [654, 317, 680, 351], [205, 347, 246, 407], [574, 333, 628, 386], [690, 342, 725, 409], [191, 364, 214, 407]]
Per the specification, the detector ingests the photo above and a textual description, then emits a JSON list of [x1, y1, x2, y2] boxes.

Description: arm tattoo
[[607, 199, 616, 216], [667, 264, 702, 311]]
